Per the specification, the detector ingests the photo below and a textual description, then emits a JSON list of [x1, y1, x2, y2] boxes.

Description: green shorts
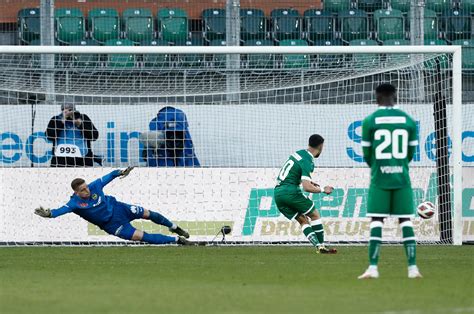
[[274, 187, 315, 220], [367, 185, 414, 218]]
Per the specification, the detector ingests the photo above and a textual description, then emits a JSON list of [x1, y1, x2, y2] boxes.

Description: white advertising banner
[[0, 104, 473, 167], [1, 167, 473, 243]]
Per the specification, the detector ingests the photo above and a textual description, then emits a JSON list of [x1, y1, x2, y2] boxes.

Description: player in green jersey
[[274, 134, 337, 254], [358, 83, 422, 279]]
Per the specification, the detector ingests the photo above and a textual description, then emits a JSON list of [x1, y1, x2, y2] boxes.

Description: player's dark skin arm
[[363, 147, 373, 166]]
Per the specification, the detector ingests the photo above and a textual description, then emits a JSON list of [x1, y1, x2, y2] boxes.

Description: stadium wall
[[0, 167, 473, 243], [0, 104, 473, 167]]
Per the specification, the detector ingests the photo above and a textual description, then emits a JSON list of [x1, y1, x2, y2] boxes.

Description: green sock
[[302, 224, 320, 248], [311, 219, 324, 244], [369, 221, 383, 266], [401, 221, 417, 266]]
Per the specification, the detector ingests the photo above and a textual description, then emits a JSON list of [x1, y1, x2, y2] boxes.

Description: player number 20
[[374, 129, 408, 159], [278, 160, 295, 181]]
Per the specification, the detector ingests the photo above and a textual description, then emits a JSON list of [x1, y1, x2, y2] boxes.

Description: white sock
[[170, 223, 177, 230], [368, 265, 378, 272]]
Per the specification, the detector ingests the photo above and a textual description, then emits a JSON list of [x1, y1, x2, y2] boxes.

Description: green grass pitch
[[0, 246, 473, 313]]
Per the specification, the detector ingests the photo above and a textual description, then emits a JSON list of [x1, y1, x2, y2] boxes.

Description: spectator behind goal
[[46, 103, 101, 167], [140, 106, 200, 167]]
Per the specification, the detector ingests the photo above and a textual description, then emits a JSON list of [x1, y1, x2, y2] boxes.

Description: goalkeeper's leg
[[142, 209, 190, 239], [114, 223, 193, 245]]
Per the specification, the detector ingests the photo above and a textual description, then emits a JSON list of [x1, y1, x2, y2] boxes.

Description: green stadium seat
[[339, 10, 369, 42], [349, 39, 379, 67], [210, 39, 227, 67], [444, 10, 472, 42], [425, 0, 452, 13], [424, 39, 449, 69], [271, 9, 302, 41], [357, 0, 384, 12], [122, 8, 154, 43], [374, 9, 405, 42], [244, 39, 275, 69], [158, 8, 189, 44], [105, 39, 135, 68], [453, 39, 474, 69], [55, 8, 85, 44], [323, 0, 351, 13], [279, 39, 309, 68], [420, 9, 439, 40], [460, 0, 473, 13], [18, 8, 41, 44], [178, 38, 205, 67], [141, 40, 169, 68], [304, 9, 335, 42], [313, 39, 344, 68], [240, 9, 266, 41], [88, 8, 120, 43], [390, 0, 411, 13], [202, 9, 226, 41], [383, 39, 411, 63], [70, 39, 101, 68]]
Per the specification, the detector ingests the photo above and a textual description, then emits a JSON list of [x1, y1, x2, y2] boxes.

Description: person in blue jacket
[[143, 106, 200, 167]]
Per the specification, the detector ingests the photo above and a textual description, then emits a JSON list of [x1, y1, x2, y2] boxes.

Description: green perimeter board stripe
[[88, 221, 234, 236]]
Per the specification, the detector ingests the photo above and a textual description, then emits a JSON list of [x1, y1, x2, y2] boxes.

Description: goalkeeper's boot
[[317, 245, 337, 254], [408, 265, 423, 279], [177, 236, 195, 246], [170, 226, 190, 239], [358, 266, 379, 279]]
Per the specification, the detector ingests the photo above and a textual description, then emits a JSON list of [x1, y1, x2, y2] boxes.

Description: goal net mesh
[[0, 49, 465, 245]]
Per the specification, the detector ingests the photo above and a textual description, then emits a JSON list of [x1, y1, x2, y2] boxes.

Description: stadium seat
[[18, 8, 41, 44], [383, 39, 411, 63], [339, 10, 369, 42], [323, 0, 351, 13], [453, 39, 474, 69], [271, 9, 301, 41], [158, 8, 189, 44], [460, 0, 473, 12], [244, 39, 275, 69], [304, 9, 335, 42], [141, 39, 169, 68], [88, 8, 120, 43], [425, 0, 452, 13], [349, 39, 379, 67], [419, 9, 439, 40], [70, 39, 101, 68], [122, 8, 154, 43], [240, 9, 266, 41], [424, 39, 449, 69], [444, 10, 472, 42], [313, 39, 344, 68], [374, 9, 405, 42], [105, 39, 135, 68], [357, 0, 384, 12], [279, 39, 309, 68], [55, 8, 85, 44], [177, 38, 205, 67], [209, 39, 227, 67], [389, 0, 411, 12], [202, 9, 226, 41]]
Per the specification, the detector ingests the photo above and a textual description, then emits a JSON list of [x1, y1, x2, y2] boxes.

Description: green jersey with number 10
[[362, 106, 418, 190], [276, 149, 315, 189]]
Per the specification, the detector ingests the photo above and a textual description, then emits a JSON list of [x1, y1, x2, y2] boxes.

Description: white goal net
[[0, 45, 467, 245]]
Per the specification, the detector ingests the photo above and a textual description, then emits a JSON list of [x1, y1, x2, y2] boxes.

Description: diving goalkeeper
[[34, 167, 192, 245]]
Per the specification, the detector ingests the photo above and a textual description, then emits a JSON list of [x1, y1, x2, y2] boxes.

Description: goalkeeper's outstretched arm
[[96, 167, 135, 188], [35, 203, 74, 218]]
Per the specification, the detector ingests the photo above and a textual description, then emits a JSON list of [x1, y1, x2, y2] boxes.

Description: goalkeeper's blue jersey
[[50, 170, 122, 227]]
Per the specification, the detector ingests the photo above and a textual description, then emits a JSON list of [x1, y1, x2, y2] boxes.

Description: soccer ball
[[417, 201, 435, 219]]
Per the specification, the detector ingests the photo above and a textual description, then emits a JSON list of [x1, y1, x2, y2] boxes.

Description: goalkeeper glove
[[34, 206, 51, 218], [119, 166, 135, 179]]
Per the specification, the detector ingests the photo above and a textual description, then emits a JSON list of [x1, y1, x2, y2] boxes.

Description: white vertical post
[[40, 0, 55, 104], [451, 47, 463, 245], [226, 0, 240, 103]]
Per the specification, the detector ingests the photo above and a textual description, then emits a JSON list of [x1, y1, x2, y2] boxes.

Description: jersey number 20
[[374, 129, 408, 159]]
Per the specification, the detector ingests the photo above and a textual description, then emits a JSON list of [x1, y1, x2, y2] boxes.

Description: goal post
[[0, 45, 465, 245]]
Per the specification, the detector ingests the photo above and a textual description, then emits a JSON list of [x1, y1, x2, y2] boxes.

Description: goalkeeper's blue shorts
[[101, 201, 145, 239]]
